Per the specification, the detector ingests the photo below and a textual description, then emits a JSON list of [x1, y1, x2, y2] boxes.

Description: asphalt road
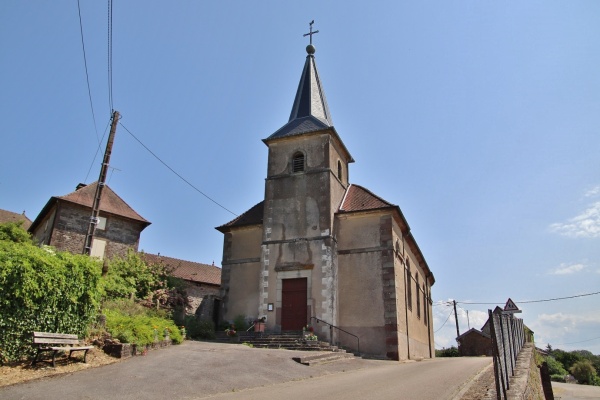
[[552, 382, 600, 399], [0, 341, 491, 400]]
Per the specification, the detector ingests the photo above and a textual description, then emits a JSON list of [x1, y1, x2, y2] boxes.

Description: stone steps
[[216, 332, 358, 362], [292, 352, 356, 366]]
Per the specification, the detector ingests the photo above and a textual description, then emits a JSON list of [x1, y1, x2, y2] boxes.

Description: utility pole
[[83, 110, 120, 255], [467, 310, 470, 329], [453, 300, 460, 338]]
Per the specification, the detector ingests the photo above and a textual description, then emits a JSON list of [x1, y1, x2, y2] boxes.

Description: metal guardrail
[[489, 309, 525, 400], [310, 317, 360, 354]]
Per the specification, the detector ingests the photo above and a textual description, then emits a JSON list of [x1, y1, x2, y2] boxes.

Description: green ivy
[[0, 230, 101, 362]]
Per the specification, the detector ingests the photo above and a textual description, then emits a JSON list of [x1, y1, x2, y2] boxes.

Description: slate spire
[[288, 45, 333, 126], [266, 40, 334, 140]]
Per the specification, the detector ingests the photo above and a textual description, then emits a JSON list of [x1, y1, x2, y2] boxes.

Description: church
[[217, 31, 435, 360]]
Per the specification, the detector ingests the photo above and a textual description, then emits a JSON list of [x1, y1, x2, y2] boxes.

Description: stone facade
[[217, 45, 435, 360], [29, 182, 150, 260], [142, 253, 222, 324]]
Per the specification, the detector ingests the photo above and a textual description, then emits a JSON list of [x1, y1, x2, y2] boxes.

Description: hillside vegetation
[[0, 222, 184, 364]]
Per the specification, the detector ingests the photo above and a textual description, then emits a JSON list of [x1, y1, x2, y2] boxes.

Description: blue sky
[[1, 1, 599, 353]]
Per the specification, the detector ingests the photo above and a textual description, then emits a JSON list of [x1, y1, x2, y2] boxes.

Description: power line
[[83, 120, 111, 184], [119, 122, 238, 217], [107, 0, 114, 113], [76, 0, 100, 144], [552, 336, 600, 346], [453, 291, 600, 305], [434, 308, 454, 333]]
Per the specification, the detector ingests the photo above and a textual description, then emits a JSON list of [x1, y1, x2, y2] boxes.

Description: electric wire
[[552, 335, 600, 346], [434, 308, 454, 333], [83, 120, 111, 184], [454, 291, 600, 305], [107, 0, 114, 113], [76, 0, 100, 144], [119, 122, 238, 217]]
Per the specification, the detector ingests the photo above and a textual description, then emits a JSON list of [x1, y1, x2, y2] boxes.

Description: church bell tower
[[258, 23, 354, 332]]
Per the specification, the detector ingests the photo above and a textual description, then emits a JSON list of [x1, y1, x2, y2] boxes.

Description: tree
[[545, 356, 568, 377], [554, 349, 583, 371], [570, 360, 598, 385]]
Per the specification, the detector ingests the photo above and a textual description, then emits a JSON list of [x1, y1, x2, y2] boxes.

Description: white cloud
[[529, 312, 600, 350], [549, 262, 587, 275], [549, 201, 600, 238], [584, 185, 600, 198]]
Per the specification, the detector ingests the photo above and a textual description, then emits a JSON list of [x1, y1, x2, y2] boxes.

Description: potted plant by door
[[304, 325, 318, 345], [254, 317, 266, 333], [225, 325, 239, 342]]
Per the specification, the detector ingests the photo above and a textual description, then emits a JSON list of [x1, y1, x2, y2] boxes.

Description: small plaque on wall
[[267, 303, 274, 311]]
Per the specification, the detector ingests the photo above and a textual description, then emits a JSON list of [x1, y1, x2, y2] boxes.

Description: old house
[[216, 41, 434, 360], [143, 253, 221, 324], [457, 328, 493, 357], [29, 182, 150, 260], [0, 209, 32, 229]]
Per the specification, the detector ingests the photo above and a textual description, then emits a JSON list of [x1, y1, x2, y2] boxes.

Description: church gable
[[216, 201, 264, 233]]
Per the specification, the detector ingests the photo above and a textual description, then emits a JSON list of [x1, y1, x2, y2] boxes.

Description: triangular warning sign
[[504, 298, 520, 312]]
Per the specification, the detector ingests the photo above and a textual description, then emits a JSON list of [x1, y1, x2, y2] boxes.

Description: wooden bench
[[32, 332, 94, 368]]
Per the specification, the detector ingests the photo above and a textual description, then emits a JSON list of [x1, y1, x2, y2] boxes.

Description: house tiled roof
[[338, 184, 435, 286], [58, 182, 149, 223], [339, 184, 395, 212], [0, 209, 32, 229], [216, 201, 264, 232], [143, 253, 221, 286]]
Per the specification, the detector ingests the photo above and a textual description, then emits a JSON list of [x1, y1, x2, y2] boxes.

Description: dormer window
[[292, 152, 305, 173]]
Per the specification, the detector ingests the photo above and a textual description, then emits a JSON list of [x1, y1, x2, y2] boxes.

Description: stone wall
[[184, 282, 220, 315], [505, 343, 547, 400], [48, 202, 143, 259]]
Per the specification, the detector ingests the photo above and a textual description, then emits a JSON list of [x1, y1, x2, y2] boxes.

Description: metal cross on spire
[[303, 20, 319, 45]]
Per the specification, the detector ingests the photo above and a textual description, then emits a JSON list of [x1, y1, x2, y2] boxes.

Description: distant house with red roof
[[0, 209, 32, 229], [142, 253, 221, 322], [216, 44, 434, 361], [29, 182, 150, 260]]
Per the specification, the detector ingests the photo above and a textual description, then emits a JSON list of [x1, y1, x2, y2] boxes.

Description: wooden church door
[[281, 278, 307, 331]]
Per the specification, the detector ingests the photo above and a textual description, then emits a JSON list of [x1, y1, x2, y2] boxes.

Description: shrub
[[0, 236, 101, 362], [233, 315, 250, 332], [436, 346, 460, 357], [550, 374, 566, 383], [103, 300, 182, 346], [184, 316, 215, 340], [544, 356, 568, 377], [570, 359, 598, 385], [0, 222, 33, 244], [101, 251, 167, 301]]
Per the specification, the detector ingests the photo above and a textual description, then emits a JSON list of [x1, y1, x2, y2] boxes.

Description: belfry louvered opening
[[292, 152, 305, 173]]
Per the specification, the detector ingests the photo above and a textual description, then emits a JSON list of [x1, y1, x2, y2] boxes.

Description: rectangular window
[[416, 274, 421, 319], [97, 216, 107, 230], [423, 283, 428, 325], [406, 261, 412, 310]]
